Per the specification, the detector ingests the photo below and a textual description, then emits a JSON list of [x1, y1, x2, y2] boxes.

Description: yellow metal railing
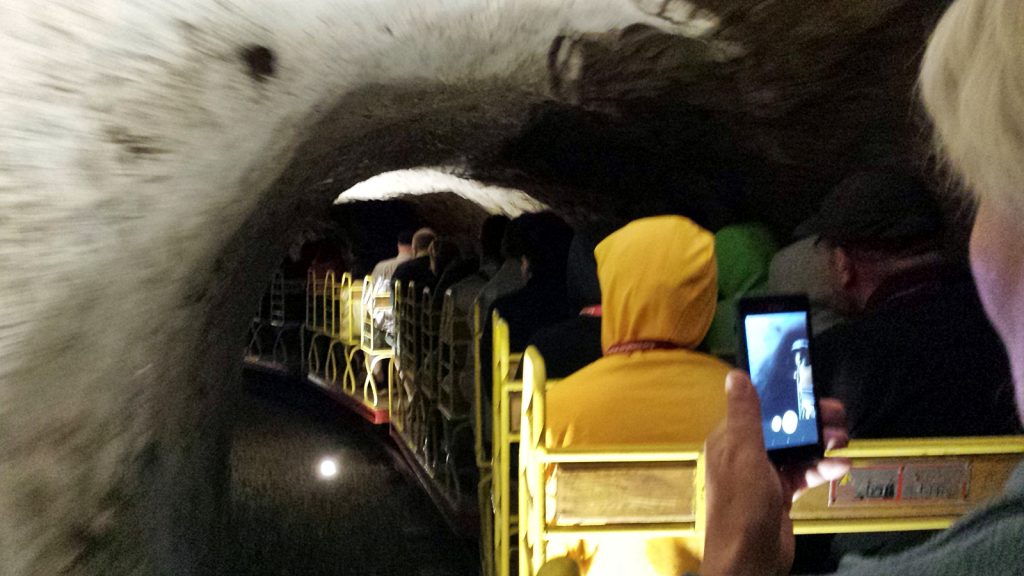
[[392, 281, 443, 472], [437, 289, 473, 500], [393, 281, 421, 453], [304, 268, 323, 332], [356, 275, 392, 410], [420, 287, 440, 473], [322, 273, 364, 396], [390, 280, 406, 434], [305, 270, 332, 377], [341, 274, 365, 394], [474, 303, 496, 576], [492, 312, 523, 576], [519, 345, 1024, 575], [438, 290, 470, 419], [791, 436, 1024, 535]]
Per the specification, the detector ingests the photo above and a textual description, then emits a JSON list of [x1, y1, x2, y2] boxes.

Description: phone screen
[[743, 310, 820, 451]]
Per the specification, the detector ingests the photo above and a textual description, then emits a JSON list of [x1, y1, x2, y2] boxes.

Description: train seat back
[[519, 345, 1024, 576]]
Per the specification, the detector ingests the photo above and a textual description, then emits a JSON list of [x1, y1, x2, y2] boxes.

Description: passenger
[[802, 170, 1018, 439], [525, 226, 607, 379], [306, 237, 349, 280], [475, 214, 511, 279], [472, 216, 528, 327], [478, 212, 573, 443], [442, 215, 511, 401], [767, 236, 843, 333], [702, 1, 1024, 573], [367, 231, 415, 342], [392, 227, 437, 290], [446, 215, 511, 315], [424, 238, 468, 309], [545, 215, 729, 576], [433, 257, 476, 301], [370, 229, 414, 282], [489, 211, 575, 352], [702, 223, 779, 363], [428, 238, 462, 284]]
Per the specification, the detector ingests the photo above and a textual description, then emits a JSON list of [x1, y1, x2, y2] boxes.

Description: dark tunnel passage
[[1, 1, 981, 574], [226, 370, 479, 576]]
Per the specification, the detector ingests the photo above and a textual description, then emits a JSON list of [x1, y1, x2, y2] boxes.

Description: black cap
[[794, 170, 944, 246]]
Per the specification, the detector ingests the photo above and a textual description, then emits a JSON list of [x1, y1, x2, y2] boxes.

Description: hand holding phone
[[736, 295, 823, 464]]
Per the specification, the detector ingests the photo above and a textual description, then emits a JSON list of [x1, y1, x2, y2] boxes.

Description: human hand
[[701, 370, 850, 576]]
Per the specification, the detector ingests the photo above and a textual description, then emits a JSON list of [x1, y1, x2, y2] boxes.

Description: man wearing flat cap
[[802, 170, 1019, 441]]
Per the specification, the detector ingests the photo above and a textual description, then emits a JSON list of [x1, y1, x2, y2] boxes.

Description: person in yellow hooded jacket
[[543, 215, 731, 576]]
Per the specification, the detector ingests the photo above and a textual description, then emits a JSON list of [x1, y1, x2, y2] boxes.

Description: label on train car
[[829, 461, 970, 506], [901, 462, 970, 501]]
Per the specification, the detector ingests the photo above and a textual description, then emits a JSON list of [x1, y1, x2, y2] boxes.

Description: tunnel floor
[[226, 369, 480, 576]]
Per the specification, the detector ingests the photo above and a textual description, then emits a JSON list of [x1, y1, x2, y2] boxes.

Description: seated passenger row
[[490, 172, 1020, 448], [368, 171, 1019, 454], [506, 171, 1020, 575]]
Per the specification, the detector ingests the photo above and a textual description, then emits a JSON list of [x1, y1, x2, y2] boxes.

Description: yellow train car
[[249, 266, 1024, 576]]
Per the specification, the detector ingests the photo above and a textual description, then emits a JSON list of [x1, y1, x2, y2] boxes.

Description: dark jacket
[[492, 276, 573, 353], [526, 232, 604, 379], [815, 264, 1021, 438], [392, 255, 435, 291], [528, 315, 602, 379]]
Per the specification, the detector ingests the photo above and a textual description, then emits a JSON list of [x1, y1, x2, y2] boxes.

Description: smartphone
[[736, 294, 823, 464]]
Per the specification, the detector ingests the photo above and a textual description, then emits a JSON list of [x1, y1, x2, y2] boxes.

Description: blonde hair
[[920, 0, 1024, 216]]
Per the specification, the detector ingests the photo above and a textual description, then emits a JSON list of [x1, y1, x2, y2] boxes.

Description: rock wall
[[0, 1, 683, 573]]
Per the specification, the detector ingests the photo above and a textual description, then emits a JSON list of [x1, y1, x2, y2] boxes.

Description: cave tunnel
[[0, 0, 960, 574]]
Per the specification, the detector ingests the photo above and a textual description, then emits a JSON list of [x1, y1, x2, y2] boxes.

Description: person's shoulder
[[449, 272, 485, 292], [392, 257, 419, 277], [814, 318, 858, 347], [835, 494, 1024, 575], [529, 316, 593, 346], [371, 257, 394, 275], [546, 360, 609, 402], [492, 288, 525, 314], [680, 351, 734, 383]]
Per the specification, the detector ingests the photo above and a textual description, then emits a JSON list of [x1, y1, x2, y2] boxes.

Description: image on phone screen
[[743, 311, 819, 451]]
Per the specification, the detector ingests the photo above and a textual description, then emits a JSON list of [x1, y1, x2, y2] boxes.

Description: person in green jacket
[[703, 223, 779, 363]]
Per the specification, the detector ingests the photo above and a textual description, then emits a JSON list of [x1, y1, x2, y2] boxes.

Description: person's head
[[411, 227, 437, 257], [480, 214, 511, 262], [596, 215, 717, 351], [795, 170, 946, 314], [513, 211, 574, 282], [714, 223, 779, 301], [396, 229, 414, 255], [921, 0, 1024, 420], [428, 238, 461, 276]]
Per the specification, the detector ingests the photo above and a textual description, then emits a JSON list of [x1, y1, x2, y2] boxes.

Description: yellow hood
[[596, 215, 717, 351]]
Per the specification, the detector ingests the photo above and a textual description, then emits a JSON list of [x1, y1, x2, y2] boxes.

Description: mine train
[[244, 268, 1024, 576]]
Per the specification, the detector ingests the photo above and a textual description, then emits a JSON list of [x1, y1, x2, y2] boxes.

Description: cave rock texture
[[0, 1, 948, 574]]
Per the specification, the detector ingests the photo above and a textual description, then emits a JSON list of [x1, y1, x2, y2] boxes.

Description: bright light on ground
[[332, 167, 546, 215], [317, 457, 339, 480]]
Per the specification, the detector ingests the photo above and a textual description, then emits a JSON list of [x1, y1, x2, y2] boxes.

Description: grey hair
[[920, 0, 1024, 216]]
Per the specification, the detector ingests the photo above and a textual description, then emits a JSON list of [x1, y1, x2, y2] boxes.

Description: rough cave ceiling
[[462, 0, 954, 234]]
